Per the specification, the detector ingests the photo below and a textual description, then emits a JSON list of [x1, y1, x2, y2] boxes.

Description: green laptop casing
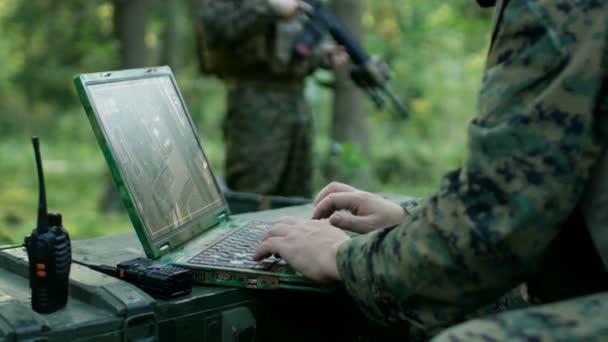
[[74, 66, 332, 292], [73, 66, 231, 260]]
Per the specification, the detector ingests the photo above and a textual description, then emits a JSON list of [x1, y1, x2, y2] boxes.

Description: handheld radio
[[74, 257, 193, 300], [24, 136, 72, 314]]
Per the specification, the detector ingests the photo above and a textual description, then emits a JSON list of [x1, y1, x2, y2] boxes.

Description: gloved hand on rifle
[[319, 45, 349, 70], [351, 55, 391, 89]]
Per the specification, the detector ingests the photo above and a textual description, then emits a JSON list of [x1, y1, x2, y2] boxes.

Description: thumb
[[329, 212, 373, 233]]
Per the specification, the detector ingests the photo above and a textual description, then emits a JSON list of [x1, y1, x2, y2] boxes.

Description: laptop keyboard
[[188, 220, 286, 271]]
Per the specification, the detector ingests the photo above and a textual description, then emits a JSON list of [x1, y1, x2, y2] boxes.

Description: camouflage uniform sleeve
[[399, 198, 420, 215], [337, 0, 608, 329], [200, 0, 277, 47]]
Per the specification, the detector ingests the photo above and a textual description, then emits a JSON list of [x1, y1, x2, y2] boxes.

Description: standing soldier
[[198, 0, 343, 198]]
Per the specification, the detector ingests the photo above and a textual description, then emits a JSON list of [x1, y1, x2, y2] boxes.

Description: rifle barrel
[[303, 0, 411, 119], [317, 6, 369, 65], [382, 84, 410, 119]]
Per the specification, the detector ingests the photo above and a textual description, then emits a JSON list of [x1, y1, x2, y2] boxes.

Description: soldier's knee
[[431, 318, 507, 342]]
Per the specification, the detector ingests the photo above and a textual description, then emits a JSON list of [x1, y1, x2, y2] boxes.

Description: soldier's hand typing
[[253, 217, 349, 282], [312, 182, 407, 233]]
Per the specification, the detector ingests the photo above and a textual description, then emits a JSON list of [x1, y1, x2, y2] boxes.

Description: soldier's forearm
[[336, 0, 607, 329]]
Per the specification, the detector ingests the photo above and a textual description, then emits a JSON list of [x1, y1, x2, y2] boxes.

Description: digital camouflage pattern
[[199, 0, 327, 77], [200, 0, 277, 51], [433, 292, 608, 341], [337, 0, 608, 337], [223, 83, 313, 197], [200, 0, 329, 197]]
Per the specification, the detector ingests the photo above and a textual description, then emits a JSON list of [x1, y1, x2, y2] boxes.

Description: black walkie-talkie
[[74, 257, 193, 300], [24, 136, 72, 314]]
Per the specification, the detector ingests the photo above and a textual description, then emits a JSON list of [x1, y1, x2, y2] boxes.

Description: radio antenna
[[32, 136, 49, 233]]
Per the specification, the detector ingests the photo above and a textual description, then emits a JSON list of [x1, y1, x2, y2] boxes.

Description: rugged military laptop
[[73, 66, 325, 292]]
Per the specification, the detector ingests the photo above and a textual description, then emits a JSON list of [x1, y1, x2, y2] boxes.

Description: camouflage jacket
[[199, 0, 332, 79], [337, 0, 608, 330]]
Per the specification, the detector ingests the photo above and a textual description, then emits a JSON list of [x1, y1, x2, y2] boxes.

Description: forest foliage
[[0, 0, 492, 244]]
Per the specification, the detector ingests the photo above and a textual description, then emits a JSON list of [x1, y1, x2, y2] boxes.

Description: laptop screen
[[87, 76, 224, 242]]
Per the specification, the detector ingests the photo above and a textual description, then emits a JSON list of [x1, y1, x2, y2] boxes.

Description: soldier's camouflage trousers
[[223, 82, 313, 198]]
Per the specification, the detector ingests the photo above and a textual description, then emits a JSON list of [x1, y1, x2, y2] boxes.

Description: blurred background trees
[[0, 0, 492, 244]]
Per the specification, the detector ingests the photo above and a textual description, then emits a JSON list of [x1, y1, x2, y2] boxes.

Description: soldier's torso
[[487, 0, 608, 303], [199, 0, 324, 81]]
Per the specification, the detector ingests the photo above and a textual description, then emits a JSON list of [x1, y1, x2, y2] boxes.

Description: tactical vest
[[486, 0, 608, 301], [196, 1, 319, 79], [195, 0, 270, 76]]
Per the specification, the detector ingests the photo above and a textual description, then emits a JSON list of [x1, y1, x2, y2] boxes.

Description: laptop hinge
[[218, 212, 228, 222], [159, 244, 171, 256]]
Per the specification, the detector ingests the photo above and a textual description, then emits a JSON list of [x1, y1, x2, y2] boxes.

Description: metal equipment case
[[0, 204, 406, 341]]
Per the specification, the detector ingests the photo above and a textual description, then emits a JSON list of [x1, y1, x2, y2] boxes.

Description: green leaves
[[0, 0, 494, 241]]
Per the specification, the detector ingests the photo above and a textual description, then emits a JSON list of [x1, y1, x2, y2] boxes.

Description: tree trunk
[[99, 0, 149, 212], [327, 0, 371, 188], [162, 0, 182, 70], [113, 0, 148, 68]]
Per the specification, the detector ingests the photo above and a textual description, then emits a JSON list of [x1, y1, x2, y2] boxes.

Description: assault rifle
[[293, 0, 410, 119]]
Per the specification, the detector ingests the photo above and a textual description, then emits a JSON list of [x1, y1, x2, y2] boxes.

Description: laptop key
[[189, 221, 273, 269]]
